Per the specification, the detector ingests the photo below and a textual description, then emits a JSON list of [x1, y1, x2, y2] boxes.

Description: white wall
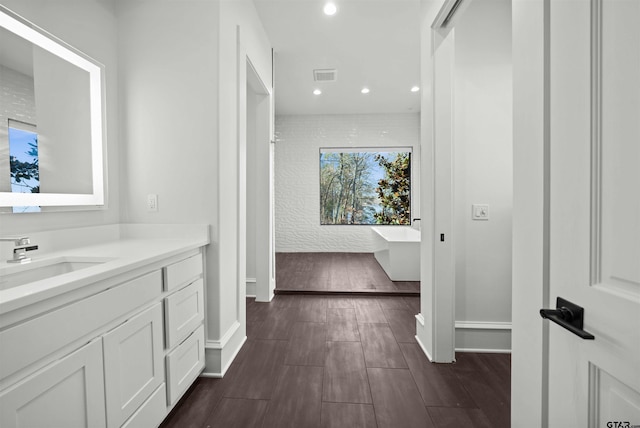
[[0, 0, 120, 237], [246, 89, 258, 282], [453, 0, 512, 351], [116, 0, 219, 225], [274, 113, 420, 253], [117, 0, 272, 376]]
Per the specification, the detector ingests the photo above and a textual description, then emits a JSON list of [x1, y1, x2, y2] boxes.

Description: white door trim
[[511, 0, 550, 425], [245, 57, 275, 303], [417, 0, 473, 365]]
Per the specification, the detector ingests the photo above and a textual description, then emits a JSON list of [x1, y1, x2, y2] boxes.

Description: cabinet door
[[103, 303, 164, 428], [0, 338, 105, 428]]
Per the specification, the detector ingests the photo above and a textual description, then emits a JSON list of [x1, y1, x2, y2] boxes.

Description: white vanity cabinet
[[0, 338, 106, 428], [0, 247, 207, 428]]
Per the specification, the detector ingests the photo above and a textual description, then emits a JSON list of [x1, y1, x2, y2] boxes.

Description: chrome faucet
[[0, 236, 39, 263]]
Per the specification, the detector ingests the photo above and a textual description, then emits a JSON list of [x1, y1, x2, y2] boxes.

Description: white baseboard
[[415, 313, 425, 327], [201, 320, 246, 377], [455, 321, 511, 353], [455, 321, 512, 330], [415, 334, 434, 362], [246, 278, 256, 298], [414, 313, 434, 362], [455, 347, 512, 354]]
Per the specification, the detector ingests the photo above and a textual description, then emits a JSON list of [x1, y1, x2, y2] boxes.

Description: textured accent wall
[[274, 113, 420, 253]]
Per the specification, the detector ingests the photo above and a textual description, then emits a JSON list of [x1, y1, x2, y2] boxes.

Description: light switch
[[472, 204, 489, 220]]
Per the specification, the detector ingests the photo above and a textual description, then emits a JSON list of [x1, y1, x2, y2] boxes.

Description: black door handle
[[540, 297, 595, 340]]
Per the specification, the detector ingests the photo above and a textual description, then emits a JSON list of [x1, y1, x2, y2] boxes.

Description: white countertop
[[0, 224, 210, 315]]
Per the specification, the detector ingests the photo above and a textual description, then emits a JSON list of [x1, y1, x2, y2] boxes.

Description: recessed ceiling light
[[361, 87, 370, 94], [323, 2, 337, 16], [313, 89, 322, 95], [411, 86, 420, 92]]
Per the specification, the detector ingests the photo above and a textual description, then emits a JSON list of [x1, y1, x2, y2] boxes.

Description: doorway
[[271, 115, 422, 295], [420, 0, 513, 362], [245, 58, 275, 303], [253, 1, 422, 297]]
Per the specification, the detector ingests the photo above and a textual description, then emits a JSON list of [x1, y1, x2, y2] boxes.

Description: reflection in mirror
[[8, 120, 39, 212], [0, 5, 105, 212]]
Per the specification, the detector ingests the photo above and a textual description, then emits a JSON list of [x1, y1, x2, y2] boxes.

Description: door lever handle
[[540, 297, 595, 340]]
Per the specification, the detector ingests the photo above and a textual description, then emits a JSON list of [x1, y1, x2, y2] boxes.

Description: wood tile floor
[[276, 252, 420, 294], [160, 295, 510, 428]]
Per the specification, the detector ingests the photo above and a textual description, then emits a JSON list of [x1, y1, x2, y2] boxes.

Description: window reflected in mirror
[[8, 120, 40, 213]]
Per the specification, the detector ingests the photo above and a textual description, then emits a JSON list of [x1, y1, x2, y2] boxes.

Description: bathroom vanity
[[0, 224, 209, 428]]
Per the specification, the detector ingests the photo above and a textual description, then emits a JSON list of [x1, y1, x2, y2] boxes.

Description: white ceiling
[[253, 0, 421, 116]]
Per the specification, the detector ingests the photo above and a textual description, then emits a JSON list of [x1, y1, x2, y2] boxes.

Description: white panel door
[[547, 0, 640, 426], [0, 338, 105, 428], [103, 303, 164, 428]]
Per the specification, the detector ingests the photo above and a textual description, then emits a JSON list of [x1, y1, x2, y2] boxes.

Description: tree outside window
[[319, 148, 411, 225]]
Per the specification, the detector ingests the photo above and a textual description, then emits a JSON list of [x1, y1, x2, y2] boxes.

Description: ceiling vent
[[313, 69, 337, 82]]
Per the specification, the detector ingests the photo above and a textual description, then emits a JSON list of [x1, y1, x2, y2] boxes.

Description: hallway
[[161, 295, 510, 427]]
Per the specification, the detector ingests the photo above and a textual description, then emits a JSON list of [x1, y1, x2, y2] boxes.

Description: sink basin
[[0, 257, 112, 290]]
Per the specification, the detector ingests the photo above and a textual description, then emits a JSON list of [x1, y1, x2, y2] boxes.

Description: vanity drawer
[[0, 270, 162, 383], [164, 254, 203, 292], [121, 384, 167, 428], [164, 279, 204, 349], [166, 325, 205, 406]]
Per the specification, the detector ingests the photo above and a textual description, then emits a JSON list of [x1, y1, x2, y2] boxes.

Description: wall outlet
[[472, 204, 489, 220], [147, 194, 158, 212]]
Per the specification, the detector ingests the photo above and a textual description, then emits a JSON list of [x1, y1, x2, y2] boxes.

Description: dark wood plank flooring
[[161, 295, 510, 428], [276, 252, 420, 294]]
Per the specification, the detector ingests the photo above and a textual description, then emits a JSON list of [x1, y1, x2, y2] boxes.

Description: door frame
[[420, 0, 549, 421], [417, 0, 472, 364], [511, 0, 548, 425], [244, 57, 275, 304]]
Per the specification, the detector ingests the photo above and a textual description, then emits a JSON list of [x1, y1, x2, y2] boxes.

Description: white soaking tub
[[371, 226, 421, 281]]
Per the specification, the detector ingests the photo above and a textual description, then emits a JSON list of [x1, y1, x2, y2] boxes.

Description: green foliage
[[10, 140, 40, 193], [319, 150, 412, 225], [320, 152, 377, 224], [374, 152, 411, 225]]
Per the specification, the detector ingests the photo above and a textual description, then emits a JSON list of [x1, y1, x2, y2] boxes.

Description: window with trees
[[319, 148, 411, 225]]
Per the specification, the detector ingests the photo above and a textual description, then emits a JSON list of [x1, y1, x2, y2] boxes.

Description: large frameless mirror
[[0, 5, 106, 213]]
